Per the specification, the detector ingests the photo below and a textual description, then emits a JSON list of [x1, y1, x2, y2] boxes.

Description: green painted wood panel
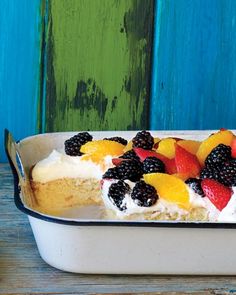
[[45, 0, 154, 132]]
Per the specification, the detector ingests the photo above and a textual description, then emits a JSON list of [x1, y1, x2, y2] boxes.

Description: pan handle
[[4, 129, 26, 183], [4, 129, 36, 207]]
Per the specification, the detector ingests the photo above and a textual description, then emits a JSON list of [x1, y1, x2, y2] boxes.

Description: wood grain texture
[[0, 0, 43, 162], [45, 0, 153, 132], [1, 163, 236, 294], [151, 0, 236, 130]]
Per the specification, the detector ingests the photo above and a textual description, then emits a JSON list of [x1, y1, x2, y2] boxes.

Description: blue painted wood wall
[[151, 0, 236, 130], [1, 0, 236, 162], [0, 0, 42, 162]]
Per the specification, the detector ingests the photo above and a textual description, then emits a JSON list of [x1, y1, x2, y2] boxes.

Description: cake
[[31, 132, 126, 215], [31, 129, 236, 222]]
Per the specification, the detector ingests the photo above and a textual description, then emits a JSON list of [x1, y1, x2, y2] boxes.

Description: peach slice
[[196, 130, 234, 166], [153, 137, 161, 149], [177, 140, 201, 155], [156, 138, 176, 159], [80, 140, 124, 162], [171, 173, 190, 181], [144, 173, 190, 210]]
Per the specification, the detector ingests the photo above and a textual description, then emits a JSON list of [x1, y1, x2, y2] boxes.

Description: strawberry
[[201, 179, 232, 211], [153, 142, 159, 149], [134, 147, 176, 174], [100, 179, 104, 188], [134, 148, 161, 162], [172, 137, 183, 142], [165, 158, 177, 174], [175, 144, 201, 177], [231, 138, 236, 158], [112, 158, 129, 166]]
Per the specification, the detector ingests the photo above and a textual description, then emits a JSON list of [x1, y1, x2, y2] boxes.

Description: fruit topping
[[199, 144, 236, 187], [65, 132, 93, 156], [103, 136, 127, 146], [134, 147, 176, 174], [80, 140, 124, 162], [175, 145, 201, 178], [143, 157, 165, 174], [103, 159, 143, 182], [220, 159, 236, 186], [153, 137, 161, 149], [171, 173, 189, 181], [108, 180, 130, 211], [200, 166, 223, 185], [134, 147, 160, 162], [112, 158, 129, 166], [177, 140, 201, 155], [132, 130, 154, 150], [164, 158, 177, 174], [120, 149, 140, 162], [117, 160, 143, 182], [156, 138, 176, 159], [131, 180, 158, 207], [103, 167, 120, 179], [204, 144, 231, 168], [185, 178, 204, 197], [196, 129, 234, 166], [143, 173, 190, 209], [231, 138, 236, 158], [123, 140, 133, 152], [201, 179, 232, 211]]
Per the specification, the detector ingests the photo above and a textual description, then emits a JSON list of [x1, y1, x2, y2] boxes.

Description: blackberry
[[103, 136, 127, 146], [143, 157, 165, 174], [120, 149, 140, 162], [205, 144, 231, 168], [185, 178, 204, 197], [117, 160, 143, 182], [132, 130, 154, 150], [65, 132, 93, 156], [103, 167, 120, 179], [200, 166, 222, 183], [220, 159, 236, 186], [108, 180, 130, 211], [131, 180, 158, 207], [200, 166, 229, 186]]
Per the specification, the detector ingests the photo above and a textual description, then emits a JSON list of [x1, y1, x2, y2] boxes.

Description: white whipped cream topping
[[32, 150, 113, 183], [218, 187, 236, 222]]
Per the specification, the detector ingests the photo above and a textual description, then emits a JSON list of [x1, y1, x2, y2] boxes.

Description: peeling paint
[[45, 0, 154, 131]]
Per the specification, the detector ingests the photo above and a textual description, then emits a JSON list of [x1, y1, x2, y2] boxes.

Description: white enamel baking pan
[[5, 129, 236, 274]]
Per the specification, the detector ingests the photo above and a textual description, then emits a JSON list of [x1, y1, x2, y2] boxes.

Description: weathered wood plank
[[1, 163, 236, 294], [0, 0, 44, 162], [151, 0, 236, 130], [45, 0, 153, 132]]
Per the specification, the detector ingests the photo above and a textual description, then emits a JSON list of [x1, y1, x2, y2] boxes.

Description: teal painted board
[[151, 0, 236, 130], [0, 0, 43, 162]]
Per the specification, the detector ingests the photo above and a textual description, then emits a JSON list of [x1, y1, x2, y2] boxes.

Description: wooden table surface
[[1, 163, 236, 295]]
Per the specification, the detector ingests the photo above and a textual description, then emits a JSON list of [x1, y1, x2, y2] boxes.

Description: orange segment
[[156, 138, 176, 159], [144, 173, 190, 210], [177, 140, 201, 155], [80, 140, 124, 163], [196, 130, 234, 166]]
